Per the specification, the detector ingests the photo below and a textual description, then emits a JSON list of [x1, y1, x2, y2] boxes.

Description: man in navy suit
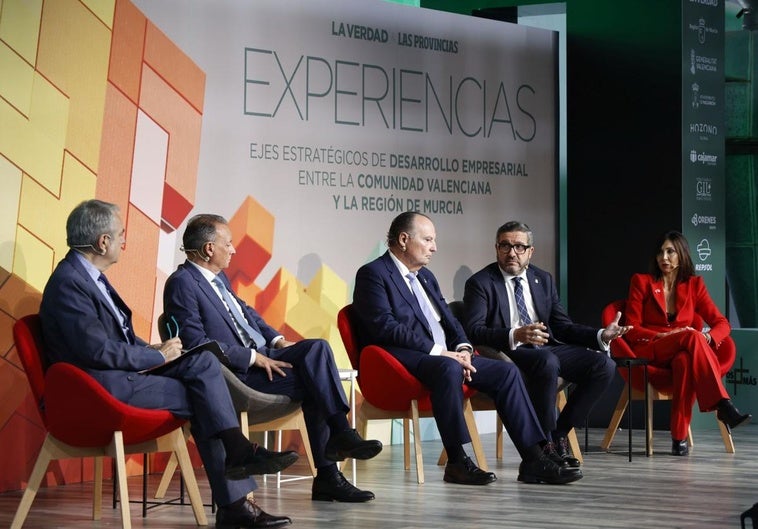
[[351, 211, 581, 485], [164, 214, 382, 506], [40, 200, 297, 529], [463, 221, 629, 466]]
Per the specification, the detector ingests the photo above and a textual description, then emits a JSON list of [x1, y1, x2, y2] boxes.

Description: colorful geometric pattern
[[0, 0, 354, 493]]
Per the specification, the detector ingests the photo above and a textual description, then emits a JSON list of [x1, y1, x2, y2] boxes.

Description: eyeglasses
[[497, 242, 531, 255], [165, 315, 179, 339]]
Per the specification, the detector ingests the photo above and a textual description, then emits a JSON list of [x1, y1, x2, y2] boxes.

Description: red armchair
[[599, 300, 736, 455], [336, 304, 486, 484], [11, 314, 207, 529]]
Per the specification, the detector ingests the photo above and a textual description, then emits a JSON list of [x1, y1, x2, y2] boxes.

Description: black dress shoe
[[671, 439, 689, 456], [312, 470, 375, 502], [554, 437, 581, 468], [324, 428, 383, 461], [225, 445, 299, 480], [217, 496, 291, 528], [518, 454, 583, 485], [443, 456, 497, 485], [716, 399, 752, 429], [542, 442, 568, 467]]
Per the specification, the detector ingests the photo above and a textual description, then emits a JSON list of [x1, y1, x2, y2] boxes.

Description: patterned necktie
[[512, 277, 533, 325], [406, 272, 447, 347], [213, 276, 266, 349], [98, 273, 134, 344]]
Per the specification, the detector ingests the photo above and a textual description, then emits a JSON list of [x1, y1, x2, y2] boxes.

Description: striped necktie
[[512, 277, 533, 325], [213, 276, 266, 349]]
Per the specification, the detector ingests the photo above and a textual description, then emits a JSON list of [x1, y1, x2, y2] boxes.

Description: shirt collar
[[73, 250, 101, 283], [187, 259, 218, 284], [389, 250, 413, 278]]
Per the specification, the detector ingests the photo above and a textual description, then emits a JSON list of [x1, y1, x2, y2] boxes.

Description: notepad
[[140, 340, 229, 373]]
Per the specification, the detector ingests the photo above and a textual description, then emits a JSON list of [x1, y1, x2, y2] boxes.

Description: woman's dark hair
[[650, 230, 694, 283]]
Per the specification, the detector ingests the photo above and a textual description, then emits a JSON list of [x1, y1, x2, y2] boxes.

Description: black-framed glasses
[[497, 242, 531, 255]]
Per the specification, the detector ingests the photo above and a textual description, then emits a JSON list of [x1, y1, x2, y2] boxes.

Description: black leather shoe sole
[[217, 516, 291, 529], [518, 468, 583, 485], [325, 440, 383, 462], [443, 468, 497, 486], [311, 489, 376, 502], [225, 451, 299, 480]]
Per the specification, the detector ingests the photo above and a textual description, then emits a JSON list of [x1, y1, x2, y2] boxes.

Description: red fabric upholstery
[[601, 300, 736, 394], [336, 304, 475, 413], [13, 314, 185, 447]]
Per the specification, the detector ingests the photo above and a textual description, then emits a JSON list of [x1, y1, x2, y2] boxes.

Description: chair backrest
[[337, 304, 361, 371], [447, 300, 464, 321], [157, 312, 169, 341], [13, 314, 48, 418]]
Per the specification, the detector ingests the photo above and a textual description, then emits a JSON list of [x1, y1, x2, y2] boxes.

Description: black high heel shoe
[[716, 399, 752, 429]]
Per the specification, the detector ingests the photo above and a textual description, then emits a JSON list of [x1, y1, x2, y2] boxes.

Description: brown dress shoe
[[216, 495, 291, 528]]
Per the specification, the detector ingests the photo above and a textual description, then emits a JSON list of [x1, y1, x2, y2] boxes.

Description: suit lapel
[[382, 252, 429, 332], [184, 263, 243, 343], [489, 265, 512, 326], [67, 252, 133, 340], [526, 269, 546, 322]]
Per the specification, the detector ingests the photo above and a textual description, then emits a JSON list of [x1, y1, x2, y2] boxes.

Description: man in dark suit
[[164, 214, 382, 505], [463, 220, 630, 466], [40, 200, 297, 529], [351, 211, 581, 485]]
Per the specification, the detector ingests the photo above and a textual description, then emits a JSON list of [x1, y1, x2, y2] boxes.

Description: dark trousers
[[389, 350, 545, 459], [243, 339, 350, 469], [507, 344, 616, 438]]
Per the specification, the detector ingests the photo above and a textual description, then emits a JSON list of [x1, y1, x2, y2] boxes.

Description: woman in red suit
[[624, 231, 751, 456]]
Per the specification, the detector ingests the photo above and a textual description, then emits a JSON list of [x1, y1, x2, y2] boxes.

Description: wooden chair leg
[[403, 418, 411, 471], [155, 453, 179, 499], [93, 456, 104, 520], [600, 383, 630, 450], [495, 416, 504, 460], [716, 413, 735, 453], [10, 435, 54, 529], [169, 429, 208, 526], [463, 399, 487, 471], [410, 400, 424, 484], [437, 447, 448, 466], [111, 431, 133, 529], [556, 389, 583, 464]]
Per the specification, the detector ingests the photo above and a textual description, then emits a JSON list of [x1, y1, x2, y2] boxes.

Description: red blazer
[[624, 273, 730, 349]]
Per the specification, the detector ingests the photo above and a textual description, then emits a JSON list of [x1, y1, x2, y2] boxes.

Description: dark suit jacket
[[163, 261, 280, 373], [39, 250, 168, 401], [624, 272, 730, 348], [462, 262, 600, 351], [352, 251, 469, 371]]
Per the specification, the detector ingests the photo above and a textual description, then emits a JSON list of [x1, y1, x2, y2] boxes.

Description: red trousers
[[635, 329, 728, 440]]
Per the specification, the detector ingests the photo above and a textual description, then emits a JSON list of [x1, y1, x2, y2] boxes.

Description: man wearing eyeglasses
[[462, 221, 630, 467]]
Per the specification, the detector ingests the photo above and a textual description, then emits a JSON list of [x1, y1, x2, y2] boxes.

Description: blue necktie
[[406, 272, 447, 347], [98, 273, 134, 344], [213, 276, 266, 349], [512, 277, 533, 325]]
